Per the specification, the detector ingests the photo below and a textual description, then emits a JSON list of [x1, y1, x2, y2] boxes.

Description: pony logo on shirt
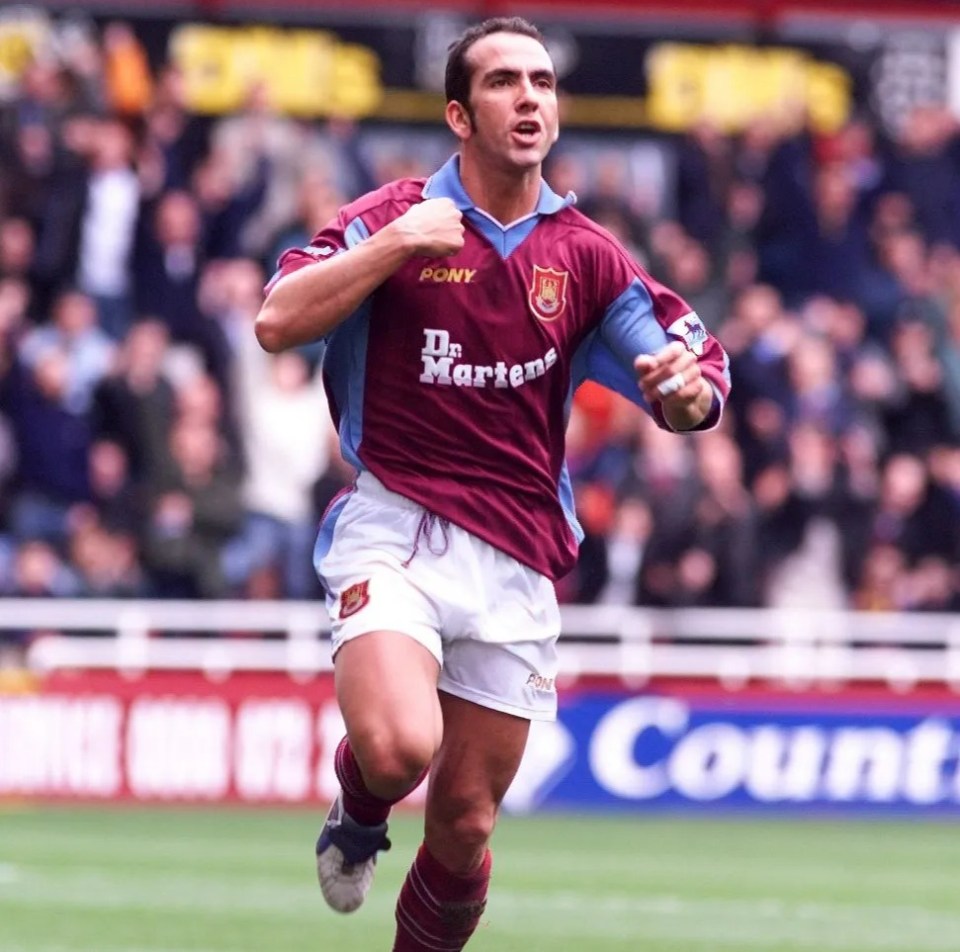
[[667, 312, 709, 356], [528, 266, 569, 322], [339, 580, 370, 619]]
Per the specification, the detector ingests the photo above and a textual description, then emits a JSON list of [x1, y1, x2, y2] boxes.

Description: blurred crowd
[[1, 18, 959, 645]]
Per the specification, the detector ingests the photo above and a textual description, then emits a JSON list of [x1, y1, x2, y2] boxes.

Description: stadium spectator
[[588, 494, 654, 606], [4, 349, 94, 543], [192, 145, 269, 260], [137, 63, 210, 196], [7, 539, 78, 600], [674, 119, 735, 252], [92, 318, 176, 481], [84, 437, 144, 536], [716, 177, 763, 294], [220, 258, 334, 598], [19, 288, 115, 412], [576, 152, 648, 257], [657, 234, 729, 332], [756, 422, 849, 610], [887, 105, 960, 250], [686, 430, 761, 607], [264, 167, 346, 281], [1, 538, 80, 649], [133, 190, 233, 394], [882, 314, 958, 454], [74, 116, 141, 339], [208, 82, 309, 259], [0, 217, 36, 283], [870, 452, 958, 565], [720, 283, 797, 481], [68, 515, 146, 598], [852, 541, 907, 611], [142, 416, 242, 598]]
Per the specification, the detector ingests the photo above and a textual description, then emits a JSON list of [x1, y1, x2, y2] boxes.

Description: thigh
[[336, 630, 444, 757]]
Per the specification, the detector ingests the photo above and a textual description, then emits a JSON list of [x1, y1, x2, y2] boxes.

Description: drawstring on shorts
[[401, 510, 450, 568]]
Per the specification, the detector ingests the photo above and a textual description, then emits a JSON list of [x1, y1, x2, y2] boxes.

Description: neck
[[458, 152, 541, 225]]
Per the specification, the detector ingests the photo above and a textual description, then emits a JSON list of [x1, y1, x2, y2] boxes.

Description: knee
[[425, 795, 496, 873], [352, 727, 433, 800]]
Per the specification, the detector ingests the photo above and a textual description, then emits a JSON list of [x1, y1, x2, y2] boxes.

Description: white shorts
[[314, 471, 560, 721]]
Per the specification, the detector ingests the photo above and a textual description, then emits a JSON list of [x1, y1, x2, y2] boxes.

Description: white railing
[[2, 598, 959, 690]]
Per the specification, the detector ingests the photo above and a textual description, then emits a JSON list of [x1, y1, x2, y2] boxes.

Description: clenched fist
[[395, 198, 466, 258], [635, 341, 714, 430]]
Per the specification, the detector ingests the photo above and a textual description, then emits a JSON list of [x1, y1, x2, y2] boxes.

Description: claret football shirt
[[268, 156, 730, 580]]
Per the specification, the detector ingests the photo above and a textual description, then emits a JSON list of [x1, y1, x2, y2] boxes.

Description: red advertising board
[[0, 672, 363, 805]]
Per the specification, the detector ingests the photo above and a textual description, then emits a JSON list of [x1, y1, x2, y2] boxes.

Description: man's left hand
[[634, 342, 714, 430]]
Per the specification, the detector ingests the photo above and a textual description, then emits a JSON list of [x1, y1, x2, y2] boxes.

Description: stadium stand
[[1, 1, 959, 674]]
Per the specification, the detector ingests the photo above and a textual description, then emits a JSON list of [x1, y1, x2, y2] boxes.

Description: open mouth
[[512, 121, 541, 143]]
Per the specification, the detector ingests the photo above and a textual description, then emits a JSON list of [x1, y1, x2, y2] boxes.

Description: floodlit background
[[1, 2, 960, 951]]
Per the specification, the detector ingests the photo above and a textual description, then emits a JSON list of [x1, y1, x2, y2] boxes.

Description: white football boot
[[315, 792, 391, 913]]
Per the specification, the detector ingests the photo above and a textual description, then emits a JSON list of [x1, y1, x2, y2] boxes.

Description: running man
[[256, 16, 730, 952]]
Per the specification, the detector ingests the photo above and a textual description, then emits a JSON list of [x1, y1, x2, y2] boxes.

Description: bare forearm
[[255, 222, 414, 353]]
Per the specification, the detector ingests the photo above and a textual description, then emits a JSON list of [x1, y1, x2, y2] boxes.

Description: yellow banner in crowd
[[646, 43, 851, 134], [171, 24, 383, 117]]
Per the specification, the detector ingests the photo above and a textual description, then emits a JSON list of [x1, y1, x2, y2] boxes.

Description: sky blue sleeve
[[578, 277, 671, 408]]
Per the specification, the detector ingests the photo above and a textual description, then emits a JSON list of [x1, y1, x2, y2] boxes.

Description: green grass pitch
[[1, 807, 958, 952]]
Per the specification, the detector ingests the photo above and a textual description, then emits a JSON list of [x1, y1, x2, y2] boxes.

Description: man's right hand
[[394, 198, 465, 258], [256, 196, 466, 353]]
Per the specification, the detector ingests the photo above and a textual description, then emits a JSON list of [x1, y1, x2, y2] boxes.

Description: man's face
[[458, 32, 559, 170]]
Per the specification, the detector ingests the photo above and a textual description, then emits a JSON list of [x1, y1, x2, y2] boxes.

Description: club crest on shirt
[[666, 312, 709, 356], [528, 266, 569, 322], [339, 580, 370, 619]]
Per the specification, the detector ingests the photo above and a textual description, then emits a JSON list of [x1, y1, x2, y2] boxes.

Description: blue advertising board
[[504, 691, 960, 814]]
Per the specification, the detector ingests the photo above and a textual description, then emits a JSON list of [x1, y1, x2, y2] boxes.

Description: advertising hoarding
[[3, 671, 959, 813]]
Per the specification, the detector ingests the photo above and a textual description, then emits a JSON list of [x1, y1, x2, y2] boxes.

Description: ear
[[445, 100, 472, 142]]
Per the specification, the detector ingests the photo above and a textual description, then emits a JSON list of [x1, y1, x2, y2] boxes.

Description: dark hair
[[444, 17, 546, 108]]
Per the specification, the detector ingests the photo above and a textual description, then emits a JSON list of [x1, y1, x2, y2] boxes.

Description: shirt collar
[[422, 154, 576, 220]]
